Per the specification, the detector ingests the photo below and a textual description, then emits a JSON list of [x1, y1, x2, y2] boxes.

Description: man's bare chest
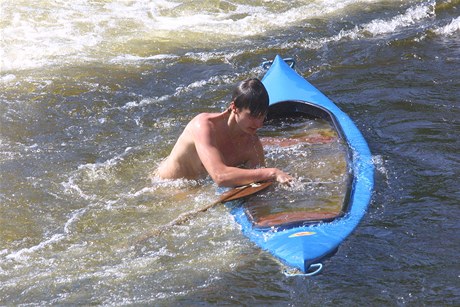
[[217, 137, 253, 166]]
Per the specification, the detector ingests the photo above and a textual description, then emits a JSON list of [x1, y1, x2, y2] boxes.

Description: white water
[[3, 0, 457, 73]]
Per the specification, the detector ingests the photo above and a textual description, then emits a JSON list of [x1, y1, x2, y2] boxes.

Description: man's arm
[[192, 116, 292, 187]]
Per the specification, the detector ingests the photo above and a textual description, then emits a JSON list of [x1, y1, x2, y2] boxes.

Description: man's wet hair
[[231, 78, 269, 117]]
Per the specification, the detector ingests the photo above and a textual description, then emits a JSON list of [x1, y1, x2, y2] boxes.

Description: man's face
[[235, 107, 266, 135]]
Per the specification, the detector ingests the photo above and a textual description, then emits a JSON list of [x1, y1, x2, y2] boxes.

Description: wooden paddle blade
[[219, 181, 273, 203]]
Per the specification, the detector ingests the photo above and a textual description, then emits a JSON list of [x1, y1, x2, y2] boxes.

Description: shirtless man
[[156, 78, 293, 187]]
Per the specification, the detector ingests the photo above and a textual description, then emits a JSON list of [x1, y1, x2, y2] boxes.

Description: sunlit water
[[1, 0, 459, 305]]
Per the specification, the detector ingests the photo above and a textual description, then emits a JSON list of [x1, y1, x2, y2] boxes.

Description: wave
[[0, 0, 457, 74], [4, 207, 86, 262], [62, 147, 134, 195], [432, 16, 460, 36], [120, 71, 235, 110], [294, 2, 437, 50], [109, 53, 180, 64], [0, 0, 426, 72]]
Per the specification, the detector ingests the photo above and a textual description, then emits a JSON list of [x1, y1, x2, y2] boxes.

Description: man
[[156, 78, 293, 187]]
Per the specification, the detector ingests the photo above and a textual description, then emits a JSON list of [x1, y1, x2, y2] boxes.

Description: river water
[[1, 0, 459, 305]]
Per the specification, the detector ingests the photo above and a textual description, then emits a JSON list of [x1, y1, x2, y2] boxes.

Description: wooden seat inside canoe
[[246, 209, 343, 228]]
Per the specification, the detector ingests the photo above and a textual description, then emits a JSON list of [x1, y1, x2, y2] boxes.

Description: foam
[[293, 2, 437, 50], [432, 16, 460, 36], [372, 154, 389, 184], [0, 0, 402, 72], [363, 3, 435, 35], [109, 53, 179, 64], [120, 72, 233, 111], [4, 207, 86, 262], [121, 96, 172, 110], [1, 1, 105, 71], [1, 0, 456, 74], [0, 74, 16, 83]]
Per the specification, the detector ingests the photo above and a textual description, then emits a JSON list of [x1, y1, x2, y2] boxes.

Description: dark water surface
[[1, 0, 459, 305]]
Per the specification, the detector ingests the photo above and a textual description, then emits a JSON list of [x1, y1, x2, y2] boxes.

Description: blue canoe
[[230, 55, 374, 276]]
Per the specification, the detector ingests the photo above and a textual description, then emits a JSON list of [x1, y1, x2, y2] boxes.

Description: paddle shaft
[[192, 181, 273, 213], [136, 182, 272, 241]]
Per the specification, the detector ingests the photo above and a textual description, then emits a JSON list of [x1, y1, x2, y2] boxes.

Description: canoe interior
[[246, 100, 354, 230]]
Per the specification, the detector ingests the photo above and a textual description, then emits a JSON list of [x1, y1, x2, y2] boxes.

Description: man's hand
[[274, 169, 294, 185]]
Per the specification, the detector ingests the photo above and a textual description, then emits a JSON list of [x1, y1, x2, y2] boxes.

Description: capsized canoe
[[230, 55, 374, 276]]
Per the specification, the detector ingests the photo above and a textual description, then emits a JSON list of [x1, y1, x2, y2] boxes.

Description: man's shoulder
[[191, 112, 222, 128], [193, 112, 221, 120]]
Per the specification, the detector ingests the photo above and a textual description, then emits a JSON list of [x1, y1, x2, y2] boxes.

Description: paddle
[[135, 181, 273, 241]]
